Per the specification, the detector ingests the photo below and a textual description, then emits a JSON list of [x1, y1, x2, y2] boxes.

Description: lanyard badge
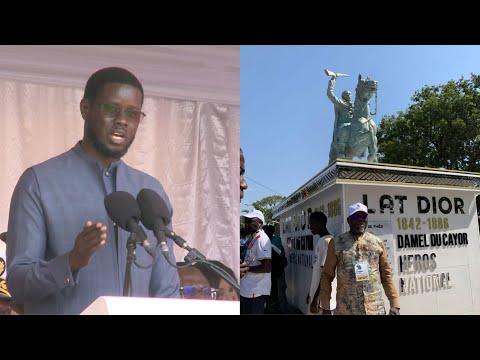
[[354, 233, 369, 281]]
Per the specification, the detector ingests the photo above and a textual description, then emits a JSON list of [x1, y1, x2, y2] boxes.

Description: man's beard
[[86, 124, 134, 159], [352, 226, 365, 234], [351, 221, 367, 235]]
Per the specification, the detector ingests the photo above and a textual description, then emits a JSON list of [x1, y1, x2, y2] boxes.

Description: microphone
[[137, 188, 171, 258], [137, 188, 206, 261], [104, 191, 156, 258], [137, 188, 238, 291]]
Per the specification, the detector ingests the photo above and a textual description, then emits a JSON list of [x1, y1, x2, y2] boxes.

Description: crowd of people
[[240, 149, 400, 315]]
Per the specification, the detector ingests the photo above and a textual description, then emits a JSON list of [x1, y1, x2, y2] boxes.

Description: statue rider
[[326, 72, 354, 163]]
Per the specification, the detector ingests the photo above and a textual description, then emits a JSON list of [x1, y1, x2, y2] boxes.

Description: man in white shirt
[[240, 209, 272, 314], [306, 212, 332, 314]]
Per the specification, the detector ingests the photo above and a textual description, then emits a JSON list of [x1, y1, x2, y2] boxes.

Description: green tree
[[251, 195, 284, 224], [377, 74, 480, 171]]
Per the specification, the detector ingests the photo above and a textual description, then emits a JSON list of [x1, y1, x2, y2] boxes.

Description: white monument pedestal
[[273, 160, 480, 315], [80, 296, 239, 315]]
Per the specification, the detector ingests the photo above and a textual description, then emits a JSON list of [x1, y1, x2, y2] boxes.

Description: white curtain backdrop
[[0, 45, 240, 279]]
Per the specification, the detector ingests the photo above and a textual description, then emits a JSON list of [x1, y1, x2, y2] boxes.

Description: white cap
[[348, 203, 368, 216], [242, 209, 265, 224]]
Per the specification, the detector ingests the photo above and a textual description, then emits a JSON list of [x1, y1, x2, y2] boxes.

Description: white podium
[[80, 296, 239, 315]]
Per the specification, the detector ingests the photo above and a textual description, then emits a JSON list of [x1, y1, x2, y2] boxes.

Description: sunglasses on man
[[350, 212, 368, 221]]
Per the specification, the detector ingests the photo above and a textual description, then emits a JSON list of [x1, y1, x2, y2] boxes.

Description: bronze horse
[[345, 74, 378, 162]]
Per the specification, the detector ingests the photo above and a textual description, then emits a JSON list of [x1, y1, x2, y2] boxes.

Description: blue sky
[[240, 45, 480, 213]]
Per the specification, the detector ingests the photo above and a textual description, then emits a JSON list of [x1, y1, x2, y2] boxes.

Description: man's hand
[[69, 221, 107, 273], [389, 307, 400, 315], [325, 69, 338, 79], [240, 262, 249, 279]]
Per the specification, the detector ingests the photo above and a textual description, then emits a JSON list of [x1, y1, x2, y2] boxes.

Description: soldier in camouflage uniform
[[319, 203, 400, 315]]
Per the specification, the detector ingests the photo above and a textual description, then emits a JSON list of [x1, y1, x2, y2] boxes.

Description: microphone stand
[[162, 229, 240, 293], [123, 233, 138, 296]]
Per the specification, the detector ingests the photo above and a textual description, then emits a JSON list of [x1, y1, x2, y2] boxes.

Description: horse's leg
[[367, 122, 378, 162]]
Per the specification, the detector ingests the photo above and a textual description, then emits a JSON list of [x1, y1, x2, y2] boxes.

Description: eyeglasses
[[179, 286, 219, 300], [350, 212, 368, 221], [97, 102, 146, 122]]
